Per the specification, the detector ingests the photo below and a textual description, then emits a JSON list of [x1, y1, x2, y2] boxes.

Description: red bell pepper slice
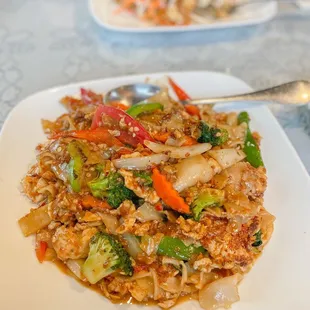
[[51, 127, 124, 146], [36, 241, 48, 263], [168, 77, 200, 119], [80, 88, 103, 105], [168, 77, 191, 101], [91, 105, 153, 145]]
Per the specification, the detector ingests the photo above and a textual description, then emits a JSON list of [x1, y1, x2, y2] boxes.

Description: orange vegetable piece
[[168, 77, 191, 101], [36, 241, 48, 263], [152, 168, 190, 214], [81, 195, 112, 210], [109, 101, 129, 111], [184, 104, 200, 118], [51, 128, 124, 147], [153, 132, 170, 143], [182, 136, 197, 146]]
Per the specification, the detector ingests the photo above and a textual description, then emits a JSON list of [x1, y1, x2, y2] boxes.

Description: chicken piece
[[193, 257, 213, 273], [223, 162, 267, 199], [177, 215, 259, 270], [199, 216, 259, 270], [107, 277, 129, 297], [176, 217, 207, 240], [119, 169, 160, 204], [116, 200, 137, 234], [52, 225, 98, 260], [48, 191, 82, 223]]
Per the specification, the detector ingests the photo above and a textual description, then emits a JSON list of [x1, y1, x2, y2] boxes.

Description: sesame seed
[[57, 147, 62, 152]]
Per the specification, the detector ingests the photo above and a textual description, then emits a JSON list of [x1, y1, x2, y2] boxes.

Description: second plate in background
[[89, 0, 278, 33]]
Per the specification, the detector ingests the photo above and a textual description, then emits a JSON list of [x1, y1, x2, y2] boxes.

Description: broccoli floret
[[192, 189, 225, 221], [82, 232, 133, 284], [197, 122, 229, 146], [107, 187, 136, 208], [88, 172, 136, 208], [133, 171, 153, 186], [252, 230, 263, 247]]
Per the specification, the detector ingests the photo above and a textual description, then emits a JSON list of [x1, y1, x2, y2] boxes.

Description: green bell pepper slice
[[157, 236, 206, 261], [126, 103, 163, 118], [238, 111, 264, 168]]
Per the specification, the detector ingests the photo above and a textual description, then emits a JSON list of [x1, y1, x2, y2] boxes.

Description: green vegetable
[[126, 103, 163, 118], [192, 189, 225, 221], [82, 232, 133, 284], [133, 171, 153, 186], [252, 230, 263, 247], [88, 172, 136, 208], [197, 122, 229, 146], [238, 111, 264, 168], [157, 236, 206, 261], [237, 111, 250, 124], [67, 142, 84, 192], [107, 187, 136, 208]]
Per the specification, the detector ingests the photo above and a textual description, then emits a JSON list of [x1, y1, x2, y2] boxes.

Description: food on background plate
[[18, 77, 274, 309], [115, 0, 238, 26]]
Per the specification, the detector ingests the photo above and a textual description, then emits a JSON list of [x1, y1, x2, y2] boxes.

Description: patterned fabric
[[0, 1, 310, 172]]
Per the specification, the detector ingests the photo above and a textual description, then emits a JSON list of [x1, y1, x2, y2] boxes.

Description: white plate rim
[[88, 0, 278, 33]]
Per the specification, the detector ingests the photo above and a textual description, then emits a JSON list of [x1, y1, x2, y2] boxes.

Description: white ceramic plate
[[1, 71, 310, 310], [89, 0, 278, 33]]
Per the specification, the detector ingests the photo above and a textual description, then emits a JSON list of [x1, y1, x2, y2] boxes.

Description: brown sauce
[[52, 259, 200, 307]]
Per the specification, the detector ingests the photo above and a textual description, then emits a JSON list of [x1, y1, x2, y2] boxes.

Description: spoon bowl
[[104, 83, 161, 107]]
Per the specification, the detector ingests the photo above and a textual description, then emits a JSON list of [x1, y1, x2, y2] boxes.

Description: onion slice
[[66, 259, 86, 281], [145, 140, 211, 159], [173, 155, 219, 192], [113, 154, 169, 170], [122, 233, 142, 259], [199, 273, 243, 310], [135, 202, 163, 222], [208, 149, 246, 170]]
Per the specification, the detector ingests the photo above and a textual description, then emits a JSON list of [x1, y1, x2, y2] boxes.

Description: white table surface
[[1, 0, 310, 172]]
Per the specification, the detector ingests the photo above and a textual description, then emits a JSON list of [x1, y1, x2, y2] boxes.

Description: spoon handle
[[185, 81, 310, 105]]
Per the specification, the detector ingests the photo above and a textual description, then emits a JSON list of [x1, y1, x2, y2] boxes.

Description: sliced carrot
[[168, 77, 191, 101], [182, 136, 197, 146], [115, 147, 134, 156], [153, 132, 170, 143], [81, 195, 111, 210], [184, 104, 200, 118], [36, 241, 48, 263], [51, 128, 124, 147], [152, 168, 190, 214]]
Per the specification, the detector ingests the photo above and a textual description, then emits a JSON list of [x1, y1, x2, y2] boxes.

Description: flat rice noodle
[[208, 149, 246, 170], [18, 204, 52, 237], [174, 155, 217, 192], [199, 273, 243, 310]]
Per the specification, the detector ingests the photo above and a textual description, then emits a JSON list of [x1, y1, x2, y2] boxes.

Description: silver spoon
[[104, 83, 161, 107], [104, 80, 310, 107]]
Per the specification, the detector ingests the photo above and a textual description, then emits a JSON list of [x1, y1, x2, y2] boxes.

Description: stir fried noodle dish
[[18, 78, 275, 309], [115, 0, 237, 25]]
